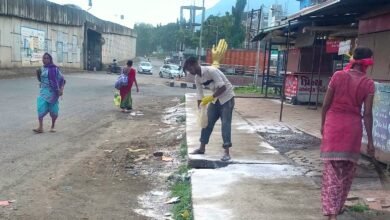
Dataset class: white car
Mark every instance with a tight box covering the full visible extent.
[159,64,184,79]
[137,62,153,74]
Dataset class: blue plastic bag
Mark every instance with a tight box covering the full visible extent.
[115,73,128,90]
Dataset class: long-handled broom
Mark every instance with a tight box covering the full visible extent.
[368,157,390,190]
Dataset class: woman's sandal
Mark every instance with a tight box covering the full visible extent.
[190,148,205,155]
[33,129,43,134]
[50,128,56,133]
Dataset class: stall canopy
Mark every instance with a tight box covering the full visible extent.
[252,0,390,42]
[250,0,390,122]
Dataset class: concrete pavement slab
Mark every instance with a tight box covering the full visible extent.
[191,164,321,220]
[186,94,288,168]
[186,93,323,219]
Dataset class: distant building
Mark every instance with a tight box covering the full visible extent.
[296,0,328,9]
[244,4,286,49]
[267,4,286,27]
[0,0,136,70]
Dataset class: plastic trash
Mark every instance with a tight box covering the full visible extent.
[197,104,208,129]
[114,92,121,107]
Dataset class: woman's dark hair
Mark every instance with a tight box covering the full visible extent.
[43,52,54,64]
[127,60,133,66]
[183,56,198,72]
[353,47,373,60]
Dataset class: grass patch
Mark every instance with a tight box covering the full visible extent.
[348,203,370,213]
[234,85,276,95]
[180,96,186,104]
[171,140,193,220]
[179,141,188,159]
[177,164,189,175]
[171,181,192,220]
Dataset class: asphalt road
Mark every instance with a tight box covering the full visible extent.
[0,60,192,219]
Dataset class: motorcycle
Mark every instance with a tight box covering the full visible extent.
[106,60,122,74]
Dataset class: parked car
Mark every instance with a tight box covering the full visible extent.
[137,62,153,74]
[159,64,184,79]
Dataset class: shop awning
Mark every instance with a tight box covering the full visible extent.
[252,0,390,42]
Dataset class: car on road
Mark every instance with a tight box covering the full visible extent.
[159,64,184,79]
[164,57,171,64]
[137,62,153,74]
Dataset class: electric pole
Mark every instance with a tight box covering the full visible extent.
[198,0,205,61]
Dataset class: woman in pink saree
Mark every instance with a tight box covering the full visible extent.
[320,47,376,220]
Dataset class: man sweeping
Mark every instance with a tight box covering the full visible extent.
[183,56,235,161]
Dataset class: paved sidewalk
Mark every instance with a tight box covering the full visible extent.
[234,98,390,213]
[186,94,322,220]
[235,98,323,138]
[186,95,390,219]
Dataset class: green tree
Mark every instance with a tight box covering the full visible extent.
[230,0,247,48]
[134,23,155,56]
[202,0,246,49]
[153,22,181,52]
[203,13,233,48]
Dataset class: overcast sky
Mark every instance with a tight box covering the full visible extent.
[48,0,220,28]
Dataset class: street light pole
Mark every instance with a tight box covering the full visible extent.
[253,6,263,86]
[199,0,205,61]
[216,25,219,45]
[207,24,219,46]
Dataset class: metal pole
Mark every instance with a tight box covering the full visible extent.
[315,34,325,109]
[248,9,254,49]
[279,20,291,122]
[254,39,261,86]
[265,39,272,97]
[253,6,263,87]
[261,41,268,93]
[308,33,317,108]
[198,0,205,61]
[216,25,219,45]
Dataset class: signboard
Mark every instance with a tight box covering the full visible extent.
[296,75,329,103]
[285,75,298,98]
[365,82,390,152]
[284,74,330,103]
[326,40,340,53]
[338,40,351,55]
[21,27,45,65]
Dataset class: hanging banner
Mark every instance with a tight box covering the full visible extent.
[338,40,351,55]
[326,40,340,53]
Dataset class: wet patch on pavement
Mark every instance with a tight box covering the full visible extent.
[258,127,321,154]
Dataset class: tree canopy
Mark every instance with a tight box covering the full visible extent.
[133,0,247,56]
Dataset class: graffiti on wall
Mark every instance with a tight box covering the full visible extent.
[21,27,45,65]
[372,82,390,152]
[363,82,390,152]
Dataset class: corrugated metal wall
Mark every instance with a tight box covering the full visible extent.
[0,0,137,68]
[0,0,136,37]
[358,11,390,81]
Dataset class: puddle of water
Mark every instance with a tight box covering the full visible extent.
[134,189,170,219]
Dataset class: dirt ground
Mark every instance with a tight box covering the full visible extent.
[0,80,186,220]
